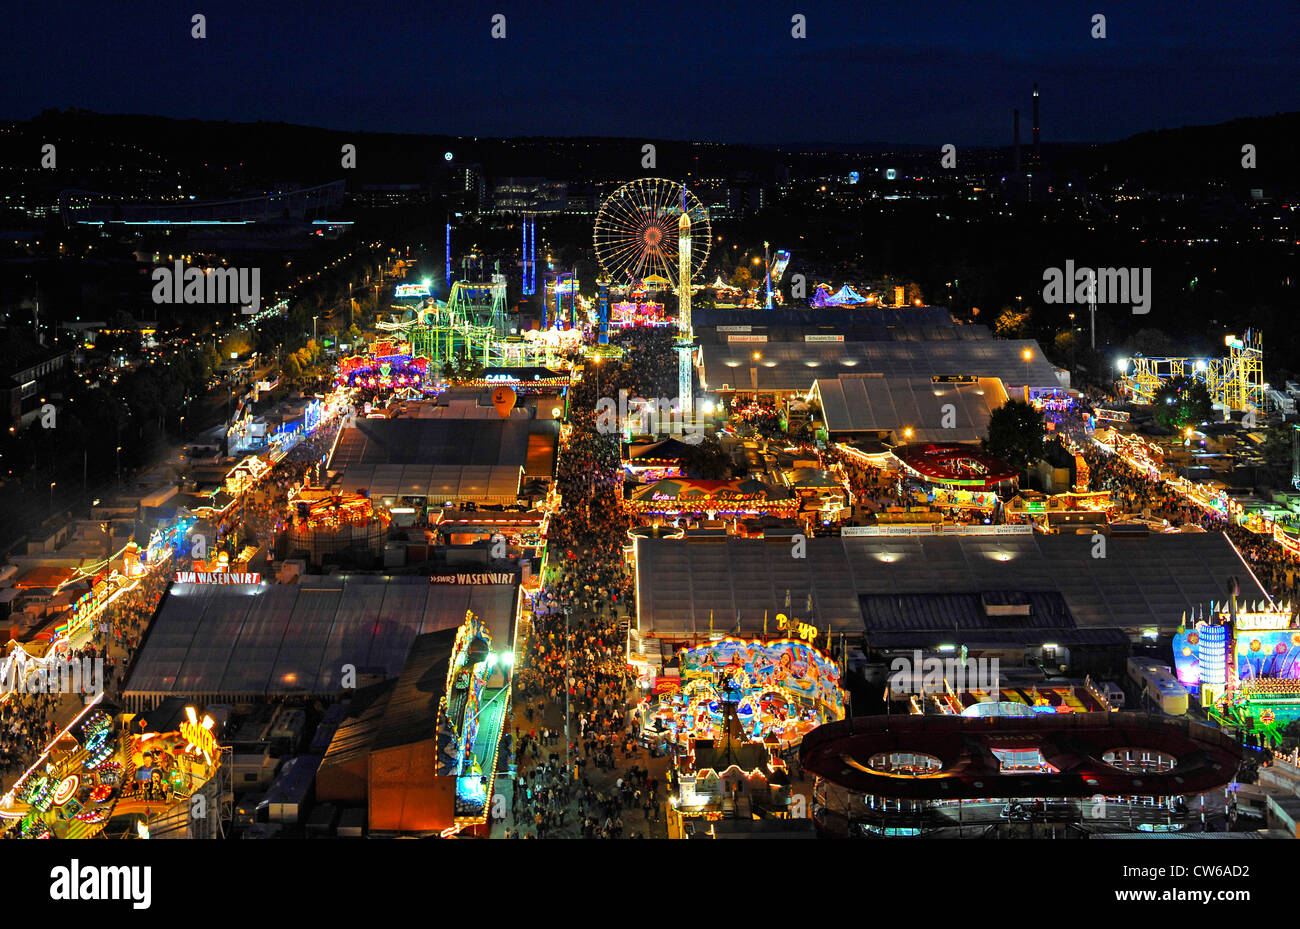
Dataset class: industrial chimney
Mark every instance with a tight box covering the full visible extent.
[1032,82,1040,161]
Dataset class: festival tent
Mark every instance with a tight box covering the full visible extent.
[629,478,792,504]
[785,468,843,490]
[811,284,869,307]
[626,438,699,463]
[891,443,1019,489]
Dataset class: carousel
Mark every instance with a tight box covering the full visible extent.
[0,702,221,839]
[638,637,846,753]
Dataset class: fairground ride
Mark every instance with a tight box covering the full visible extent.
[375,277,575,369]
[1118,330,1267,416]
[593,179,710,286]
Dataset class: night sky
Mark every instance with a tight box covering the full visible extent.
[4,0,1297,145]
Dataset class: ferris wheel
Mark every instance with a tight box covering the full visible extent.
[593,178,711,287]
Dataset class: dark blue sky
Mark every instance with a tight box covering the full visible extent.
[5,0,1297,145]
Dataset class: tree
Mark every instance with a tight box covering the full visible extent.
[679,433,732,479]
[994,307,1030,339]
[441,353,485,384]
[1152,376,1213,433]
[729,267,753,291]
[983,399,1045,473]
[1053,330,1079,370]
[1258,424,1295,472]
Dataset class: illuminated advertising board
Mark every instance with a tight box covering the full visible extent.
[1236,629,1300,680]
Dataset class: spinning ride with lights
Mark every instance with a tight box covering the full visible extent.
[593,179,710,287]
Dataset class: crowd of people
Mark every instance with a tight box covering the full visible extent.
[501,329,682,838]
[1081,442,1300,606]
[0,692,59,779]
[0,546,171,789]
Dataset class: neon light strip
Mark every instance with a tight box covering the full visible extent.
[2,691,105,806]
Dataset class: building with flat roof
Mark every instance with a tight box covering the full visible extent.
[315,612,511,836]
[334,464,523,507]
[122,575,519,710]
[700,338,1064,400]
[328,417,558,479]
[693,306,968,342]
[810,374,1008,444]
[631,530,1266,658]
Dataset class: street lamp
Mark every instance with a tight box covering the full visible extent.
[115,446,122,487]
[1021,347,1032,394]
[49,482,55,516]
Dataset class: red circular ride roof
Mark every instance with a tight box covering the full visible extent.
[892,443,1019,489]
[799,713,1241,800]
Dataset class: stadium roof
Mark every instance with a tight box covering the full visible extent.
[122,576,517,709]
[693,306,968,339]
[632,532,1266,639]
[801,714,1242,801]
[857,591,1130,649]
[335,464,521,504]
[700,339,1063,394]
[328,418,558,476]
[811,374,1008,441]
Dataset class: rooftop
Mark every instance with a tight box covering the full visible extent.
[122,575,516,707]
[633,531,1267,638]
[328,418,557,476]
[701,338,1063,394]
[812,374,1008,441]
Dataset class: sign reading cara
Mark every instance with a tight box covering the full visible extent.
[174,571,261,585]
[430,572,515,585]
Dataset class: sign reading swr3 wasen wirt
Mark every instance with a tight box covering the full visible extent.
[430,572,515,585]
[174,571,262,584]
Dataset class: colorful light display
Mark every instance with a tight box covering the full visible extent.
[638,637,845,750]
[435,611,503,824]
[336,352,430,391]
[1173,602,1300,744]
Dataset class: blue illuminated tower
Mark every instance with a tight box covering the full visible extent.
[597,280,610,345]
[445,222,453,292]
[522,217,536,296]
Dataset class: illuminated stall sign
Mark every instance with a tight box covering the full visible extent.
[931,375,979,384]
[776,612,818,642]
[429,572,515,585]
[174,571,261,584]
[1236,630,1300,680]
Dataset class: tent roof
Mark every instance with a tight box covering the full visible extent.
[631,478,791,502]
[633,531,1268,638]
[627,438,698,461]
[124,576,516,701]
[813,375,1008,442]
[14,566,75,589]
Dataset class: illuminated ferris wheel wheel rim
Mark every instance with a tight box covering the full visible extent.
[593,178,711,286]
